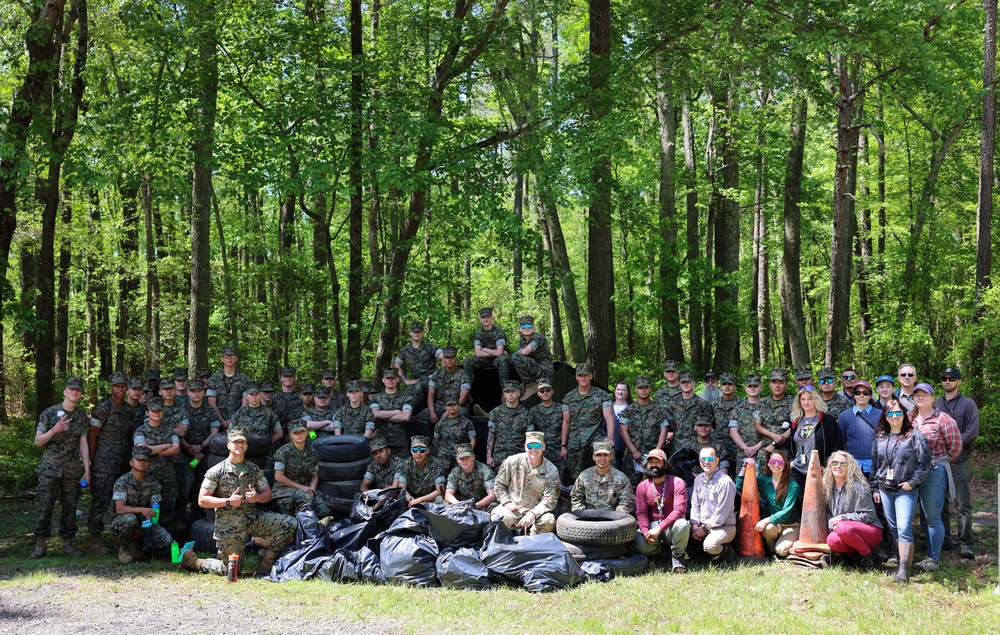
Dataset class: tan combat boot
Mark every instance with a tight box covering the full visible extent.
[118,543,134,564]
[61,538,83,557]
[181,548,206,571]
[90,534,110,555]
[30,538,46,559]
[258,549,279,574]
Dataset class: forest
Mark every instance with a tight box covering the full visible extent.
[2,0,999,439]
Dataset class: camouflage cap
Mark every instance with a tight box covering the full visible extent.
[173,367,188,380]
[769,368,788,381]
[300,384,315,395]
[794,365,814,380]
[128,377,144,389]
[635,375,652,388]
[259,380,275,392]
[525,431,545,444]
[663,359,679,371]
[410,435,430,449]
[281,366,297,376]
[478,307,493,317]
[409,321,424,332]
[575,362,593,376]
[288,421,307,434]
[503,380,521,393]
[187,379,205,391]
[441,345,458,357]
[816,367,837,380]
[519,315,535,327]
[228,428,247,442]
[246,383,261,394]
[383,368,400,379]
[345,380,362,392]
[592,440,614,455]
[145,398,164,412]
[145,369,160,381]
[455,443,474,459]
[361,380,374,393]
[745,373,763,386]
[444,394,460,406]
[314,387,331,399]
[158,381,175,392]
[109,372,128,386]
[322,369,337,379]
[221,344,237,356]
[678,370,694,382]
[196,367,212,378]
[144,380,158,392]
[537,378,553,389]
[132,445,152,460]
[369,436,389,452]
[719,372,736,385]
[65,376,83,390]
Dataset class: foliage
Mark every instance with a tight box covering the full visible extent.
[0,418,41,490]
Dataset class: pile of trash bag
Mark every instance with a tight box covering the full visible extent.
[267,488,610,592]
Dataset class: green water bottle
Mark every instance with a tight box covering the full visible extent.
[189,457,200,469]
[309,430,317,440]
[170,541,181,563]
[151,502,160,525]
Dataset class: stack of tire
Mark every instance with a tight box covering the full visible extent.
[556,510,648,577]
[313,434,372,516]
[189,433,271,553]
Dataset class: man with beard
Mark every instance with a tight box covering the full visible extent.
[632,448,689,572]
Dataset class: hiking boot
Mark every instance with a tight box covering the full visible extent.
[30,538,46,559]
[118,544,134,564]
[61,539,83,557]
[858,551,881,571]
[181,548,205,571]
[258,549,278,574]
[671,554,687,573]
[472,404,488,417]
[961,545,975,560]
[89,534,110,555]
[913,557,940,572]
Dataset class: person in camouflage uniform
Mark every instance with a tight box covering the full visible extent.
[509,315,554,390]
[86,372,132,555]
[491,431,560,534]
[653,360,682,404]
[260,380,276,409]
[133,399,180,532]
[180,379,218,522]
[487,381,532,470]
[371,369,414,452]
[463,307,511,387]
[32,376,92,559]
[272,366,303,433]
[395,321,443,403]
[817,366,852,419]
[397,436,446,507]
[361,436,403,492]
[619,375,671,485]
[207,344,253,428]
[717,373,764,462]
[563,363,614,483]
[571,441,635,513]
[172,368,190,408]
[119,377,147,473]
[794,365,814,390]
[756,369,795,456]
[433,397,476,470]
[528,378,569,480]
[444,443,496,511]
[272,422,332,518]
[299,384,316,412]
[159,381,192,530]
[301,386,337,438]
[183,428,297,576]
[706,373,741,474]
[332,381,376,437]
[108,445,173,564]
[670,371,715,453]
[320,369,348,414]
[689,421,737,476]
[424,346,471,434]
[229,384,282,445]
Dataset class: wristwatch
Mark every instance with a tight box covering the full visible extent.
[225,499,231,507]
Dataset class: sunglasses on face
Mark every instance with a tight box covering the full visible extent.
[899,373,915,378]
[841,375,857,381]
[829,460,848,467]
[699,456,716,463]
[941,377,957,382]
[411,447,428,453]
[818,378,835,385]
[520,324,533,329]
[526,442,543,450]
[768,459,785,466]
[538,388,553,393]
[854,391,872,397]
[886,410,904,417]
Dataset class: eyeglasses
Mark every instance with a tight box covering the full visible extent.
[818,378,835,385]
[841,375,857,381]
[941,377,957,382]
[526,442,543,450]
[886,410,904,418]
[829,460,848,467]
[411,447,428,453]
[768,459,785,466]
[538,388,553,393]
[520,324,533,329]
[854,391,872,397]
[899,373,915,378]
[699,456,716,463]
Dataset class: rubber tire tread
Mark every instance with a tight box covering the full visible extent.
[313,435,371,463]
[317,457,370,482]
[584,552,649,577]
[207,432,270,458]
[560,540,627,562]
[190,519,217,554]
[556,510,638,546]
[317,479,363,499]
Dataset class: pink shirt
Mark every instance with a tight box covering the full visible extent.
[635,475,687,533]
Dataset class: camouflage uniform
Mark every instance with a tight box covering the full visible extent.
[446,462,496,509]
[433,414,476,468]
[229,405,281,439]
[489,403,532,467]
[327,392,349,416]
[193,459,297,575]
[690,435,734,475]
[427,366,471,415]
[301,406,336,438]
[671,394,715,453]
[724,398,762,450]
[757,394,795,453]
[618,400,671,484]
[397,457,446,500]
[160,401,193,523]
[509,333,554,384]
[182,400,218,518]
[653,384,682,405]
[133,422,180,529]
[563,386,613,482]
[106,472,172,549]
[369,390,413,450]
[272,442,331,518]
[364,455,405,489]
[822,392,853,420]
[272,391,303,431]
[332,404,376,437]
[35,404,89,539]
[206,370,252,421]
[396,340,442,400]
[709,397,742,472]
[464,323,511,384]
[571,466,635,513]
[88,398,134,536]
[529,402,569,478]
[491,452,560,534]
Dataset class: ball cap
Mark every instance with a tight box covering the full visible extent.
[228,428,248,442]
[288,421,307,434]
[678,370,694,382]
[592,441,613,455]
[914,382,935,396]
[281,366,297,377]
[663,360,679,371]
[409,321,424,332]
[383,368,400,378]
[769,368,788,381]
[410,435,430,449]
[478,307,493,317]
[817,367,837,380]
[132,445,152,460]
[525,431,545,444]
[635,375,652,388]
[369,436,389,452]
[794,365,814,380]
[875,375,895,386]
[109,372,128,386]
[455,443,474,459]
[65,376,83,390]
[575,362,593,376]
[941,367,962,380]
[646,448,668,463]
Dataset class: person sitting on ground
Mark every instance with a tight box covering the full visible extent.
[360,436,403,492]
[108,446,173,564]
[332,380,376,438]
[632,448,690,573]
[433,396,475,470]
[271,421,331,518]
[491,431,560,534]
[688,446,737,562]
[444,443,497,511]
[570,441,635,513]
[735,450,800,557]
[397,435,446,508]
[183,428,297,576]
[824,450,884,569]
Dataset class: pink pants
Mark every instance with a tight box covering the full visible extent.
[826,521,882,556]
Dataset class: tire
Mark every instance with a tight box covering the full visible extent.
[317,457,370,482]
[313,435,371,463]
[317,479,363,499]
[585,552,649,577]
[556,510,638,546]
[190,519,217,554]
[204,453,225,470]
[561,540,628,562]
[207,432,270,458]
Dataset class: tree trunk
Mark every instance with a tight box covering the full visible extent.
[347,0,365,384]
[654,51,683,362]
[780,94,810,367]
[88,191,112,376]
[682,87,702,369]
[754,144,770,367]
[55,191,72,374]
[857,132,873,335]
[513,172,524,296]
[712,86,740,371]
[142,177,160,368]
[537,197,566,360]
[213,193,238,357]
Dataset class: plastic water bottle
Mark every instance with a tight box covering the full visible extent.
[79,478,88,488]
[189,457,200,469]
[170,541,181,563]
[151,502,160,525]
[308,430,317,440]
[142,519,154,550]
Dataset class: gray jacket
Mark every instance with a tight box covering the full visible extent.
[827,479,883,530]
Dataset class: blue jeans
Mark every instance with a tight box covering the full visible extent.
[880,487,919,543]
[918,463,947,561]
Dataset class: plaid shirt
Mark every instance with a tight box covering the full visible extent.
[934,393,979,463]
[910,408,963,463]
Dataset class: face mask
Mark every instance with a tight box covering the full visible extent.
[645,465,666,478]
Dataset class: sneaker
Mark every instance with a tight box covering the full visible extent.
[913,557,940,572]
[671,554,687,573]
[961,546,975,560]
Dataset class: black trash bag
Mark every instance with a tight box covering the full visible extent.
[418,502,493,548]
[579,560,615,583]
[436,548,492,590]
[356,546,385,584]
[295,505,325,545]
[351,487,408,527]
[669,448,699,487]
[329,519,380,552]
[479,521,583,593]
[382,508,433,536]
[315,548,361,582]
[267,507,334,582]
[379,533,440,587]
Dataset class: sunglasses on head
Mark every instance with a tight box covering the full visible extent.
[854,390,872,397]
[818,378,835,385]
[886,410,904,417]
[526,442,543,450]
[411,447,428,453]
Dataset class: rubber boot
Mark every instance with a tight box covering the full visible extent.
[90,534,110,555]
[118,543,134,564]
[30,537,47,559]
[894,541,914,584]
[62,538,83,557]
[258,549,278,574]
[181,548,206,572]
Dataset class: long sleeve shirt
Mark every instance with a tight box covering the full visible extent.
[635,475,687,533]
[827,479,882,529]
[837,404,881,462]
[736,473,801,525]
[934,393,979,464]
[690,469,736,528]
[910,409,962,462]
[492,453,560,518]
[869,429,930,492]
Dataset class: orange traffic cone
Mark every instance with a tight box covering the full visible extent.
[737,461,766,562]
[791,449,830,557]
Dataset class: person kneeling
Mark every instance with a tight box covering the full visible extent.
[689,447,737,563]
[491,431,560,534]
[735,451,800,557]
[824,450,883,569]
[271,422,332,518]
[444,443,497,511]
[633,449,690,573]
[108,446,173,563]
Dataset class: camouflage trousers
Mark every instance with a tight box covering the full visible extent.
[196,511,297,575]
[173,459,194,522]
[34,474,81,539]
[542,451,566,485]
[491,506,555,535]
[147,462,177,530]
[414,404,469,439]
[464,355,510,386]
[565,432,599,483]
[273,488,333,519]
[509,354,552,386]
[107,513,173,549]
[87,470,120,535]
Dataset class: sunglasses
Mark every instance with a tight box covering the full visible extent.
[818,378,835,385]
[411,447,428,453]
[768,458,785,466]
[841,375,857,381]
[520,324,533,329]
[526,442,543,450]
[829,460,848,467]
[941,377,958,382]
[899,373,915,378]
[854,390,872,397]
[538,388,553,393]
[886,410,904,417]
[800,385,815,392]
[699,456,716,463]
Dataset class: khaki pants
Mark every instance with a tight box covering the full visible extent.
[491,505,555,535]
[762,522,799,557]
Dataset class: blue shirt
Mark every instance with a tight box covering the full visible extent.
[837,403,882,464]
